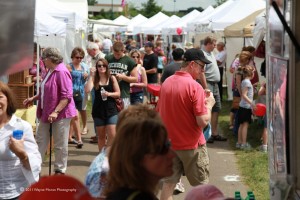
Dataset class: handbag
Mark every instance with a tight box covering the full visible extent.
[115,98,124,112]
[232,96,241,109]
[73,90,82,102]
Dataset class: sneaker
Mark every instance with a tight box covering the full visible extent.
[174,181,185,193]
[258,145,267,153]
[206,137,214,143]
[212,135,227,141]
[236,142,241,149]
[240,143,251,150]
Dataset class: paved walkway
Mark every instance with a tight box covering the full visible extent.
[41,119,249,199]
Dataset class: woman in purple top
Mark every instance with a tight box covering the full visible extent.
[24,47,76,174]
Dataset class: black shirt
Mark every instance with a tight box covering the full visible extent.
[143,53,158,84]
[92,77,118,119]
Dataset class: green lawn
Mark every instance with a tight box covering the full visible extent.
[219,100,270,200]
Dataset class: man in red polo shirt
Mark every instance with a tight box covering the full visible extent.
[158,48,215,200]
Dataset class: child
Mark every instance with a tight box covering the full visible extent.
[237,66,255,149]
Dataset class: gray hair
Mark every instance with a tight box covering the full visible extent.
[86,42,99,50]
[42,47,63,64]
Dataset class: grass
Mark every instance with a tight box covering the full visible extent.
[219,100,270,200]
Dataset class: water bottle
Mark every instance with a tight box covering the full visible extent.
[13,130,24,140]
[100,87,107,101]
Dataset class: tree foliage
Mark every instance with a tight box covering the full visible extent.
[140,0,163,18]
[214,0,228,7]
[87,0,97,6]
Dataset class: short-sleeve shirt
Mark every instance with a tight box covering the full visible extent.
[239,79,253,109]
[143,53,158,83]
[215,50,227,68]
[203,50,220,82]
[105,54,136,98]
[158,71,207,150]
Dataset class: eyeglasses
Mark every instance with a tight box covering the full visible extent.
[132,56,139,59]
[75,57,83,59]
[194,61,205,69]
[96,64,106,68]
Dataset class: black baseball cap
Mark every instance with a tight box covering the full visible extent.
[144,41,154,48]
[183,48,211,64]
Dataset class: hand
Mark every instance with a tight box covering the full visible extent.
[23,97,33,106]
[90,67,96,76]
[9,136,26,159]
[83,72,89,79]
[205,92,216,109]
[104,91,110,97]
[48,112,58,123]
[229,68,235,73]
[115,73,124,81]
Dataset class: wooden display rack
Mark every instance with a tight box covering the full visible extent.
[8,69,34,109]
[8,83,34,109]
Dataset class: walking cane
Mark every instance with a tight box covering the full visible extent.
[49,123,53,175]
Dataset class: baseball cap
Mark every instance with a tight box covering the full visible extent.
[144,41,154,47]
[184,184,226,200]
[184,48,211,64]
[20,175,94,200]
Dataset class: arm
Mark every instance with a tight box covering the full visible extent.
[106,76,120,98]
[131,67,148,88]
[23,94,39,106]
[199,71,207,89]
[196,92,215,128]
[116,66,138,83]
[85,67,96,93]
[146,67,157,74]
[258,83,266,96]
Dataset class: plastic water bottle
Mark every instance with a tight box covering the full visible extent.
[100,87,107,101]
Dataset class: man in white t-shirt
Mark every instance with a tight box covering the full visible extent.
[102,37,113,55]
[215,42,227,101]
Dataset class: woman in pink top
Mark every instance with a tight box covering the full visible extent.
[24,47,76,175]
[129,49,147,104]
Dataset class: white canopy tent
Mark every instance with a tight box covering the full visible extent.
[187,0,234,33]
[143,15,180,35]
[161,9,203,35]
[212,0,266,31]
[113,15,131,25]
[132,12,169,35]
[36,0,88,63]
[118,14,148,33]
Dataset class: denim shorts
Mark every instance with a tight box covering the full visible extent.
[94,115,118,127]
[130,91,144,105]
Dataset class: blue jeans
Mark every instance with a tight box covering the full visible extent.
[130,91,144,105]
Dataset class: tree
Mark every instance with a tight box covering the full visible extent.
[140,0,163,18]
[214,0,228,7]
[87,0,97,6]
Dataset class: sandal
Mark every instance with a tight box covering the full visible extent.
[81,128,89,135]
[212,134,227,141]
[76,141,83,149]
[68,139,78,145]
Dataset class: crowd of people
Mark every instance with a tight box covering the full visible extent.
[0,34,267,199]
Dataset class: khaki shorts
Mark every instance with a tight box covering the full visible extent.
[163,145,209,186]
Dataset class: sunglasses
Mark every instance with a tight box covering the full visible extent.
[157,139,171,155]
[75,57,83,59]
[132,56,139,58]
[97,64,107,68]
[194,61,205,69]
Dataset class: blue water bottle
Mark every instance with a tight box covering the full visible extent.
[12,130,23,140]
